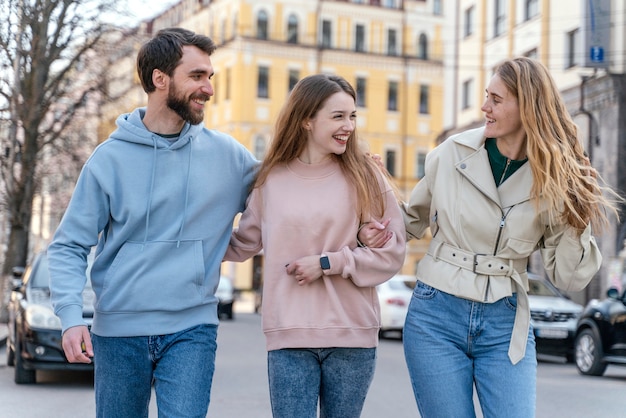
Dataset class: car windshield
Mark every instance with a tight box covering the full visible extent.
[528,278,559,297]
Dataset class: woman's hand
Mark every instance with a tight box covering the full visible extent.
[286,255,323,286]
[358,219,392,248]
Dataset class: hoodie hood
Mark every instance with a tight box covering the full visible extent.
[110,107,202,150]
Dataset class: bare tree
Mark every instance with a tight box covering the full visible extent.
[0,0,132,320]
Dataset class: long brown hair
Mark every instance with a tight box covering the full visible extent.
[495,57,620,230]
[255,74,390,221]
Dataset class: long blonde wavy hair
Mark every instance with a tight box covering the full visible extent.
[495,57,620,230]
[254,74,390,222]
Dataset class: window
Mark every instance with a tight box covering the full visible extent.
[416,152,426,179]
[257,66,269,98]
[525,0,539,21]
[288,69,299,92]
[385,150,396,177]
[388,81,398,111]
[495,0,506,37]
[254,135,266,160]
[567,29,580,68]
[225,68,231,100]
[355,24,365,52]
[321,20,332,48]
[462,79,473,110]
[418,33,428,59]
[433,0,442,15]
[356,77,367,107]
[419,85,429,114]
[287,14,298,44]
[257,10,268,40]
[464,6,474,37]
[387,29,397,56]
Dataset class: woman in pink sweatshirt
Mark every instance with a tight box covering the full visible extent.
[224,74,406,418]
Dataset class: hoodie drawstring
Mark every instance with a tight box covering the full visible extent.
[142,138,159,250]
[176,138,193,247]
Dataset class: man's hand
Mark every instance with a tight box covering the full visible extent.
[358,219,392,248]
[62,325,93,363]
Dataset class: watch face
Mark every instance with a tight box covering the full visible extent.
[320,256,330,270]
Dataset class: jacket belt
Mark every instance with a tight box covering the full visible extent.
[429,241,528,277]
[428,240,529,365]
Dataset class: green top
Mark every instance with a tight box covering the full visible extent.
[485,138,528,187]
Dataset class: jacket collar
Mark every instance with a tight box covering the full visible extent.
[452,127,532,208]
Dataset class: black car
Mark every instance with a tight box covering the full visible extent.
[216,276,235,320]
[574,287,626,376]
[6,250,95,384]
[528,274,583,362]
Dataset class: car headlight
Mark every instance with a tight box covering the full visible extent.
[25,304,62,330]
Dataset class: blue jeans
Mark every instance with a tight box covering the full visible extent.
[403,281,537,418]
[267,347,376,418]
[92,324,218,418]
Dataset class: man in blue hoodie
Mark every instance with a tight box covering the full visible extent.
[47,28,258,417]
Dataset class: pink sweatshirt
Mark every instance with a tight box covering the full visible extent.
[224,157,406,350]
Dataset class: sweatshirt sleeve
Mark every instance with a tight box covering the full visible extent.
[324,179,407,288]
[48,164,108,334]
[540,223,602,292]
[224,188,263,262]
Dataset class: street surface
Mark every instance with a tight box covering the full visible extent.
[1,310,626,417]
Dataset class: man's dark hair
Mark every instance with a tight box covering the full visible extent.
[137,28,217,93]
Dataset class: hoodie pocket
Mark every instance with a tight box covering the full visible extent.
[97,240,206,313]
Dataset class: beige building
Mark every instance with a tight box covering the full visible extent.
[100,0,449,291]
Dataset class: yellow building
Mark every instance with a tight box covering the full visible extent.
[102,0,448,291]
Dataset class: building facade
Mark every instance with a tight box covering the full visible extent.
[98,0,626,302]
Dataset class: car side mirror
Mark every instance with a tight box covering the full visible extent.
[10,266,25,290]
[606,287,620,299]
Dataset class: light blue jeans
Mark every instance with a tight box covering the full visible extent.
[92,324,218,418]
[403,281,537,418]
[267,347,376,418]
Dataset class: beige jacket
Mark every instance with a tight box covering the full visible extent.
[404,127,602,364]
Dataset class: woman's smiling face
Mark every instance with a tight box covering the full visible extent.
[303,91,356,161]
[481,74,525,142]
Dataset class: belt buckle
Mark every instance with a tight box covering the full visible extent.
[472,254,486,274]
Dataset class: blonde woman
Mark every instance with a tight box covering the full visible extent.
[360,57,620,417]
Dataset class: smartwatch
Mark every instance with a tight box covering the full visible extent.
[320,255,330,270]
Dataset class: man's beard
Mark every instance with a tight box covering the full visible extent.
[166,84,206,125]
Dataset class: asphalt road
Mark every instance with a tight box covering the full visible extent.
[1,310,626,417]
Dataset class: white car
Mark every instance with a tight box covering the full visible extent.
[377,274,415,338]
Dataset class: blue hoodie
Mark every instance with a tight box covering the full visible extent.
[48,108,258,336]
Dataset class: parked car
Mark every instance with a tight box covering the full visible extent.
[377,274,415,338]
[7,250,96,384]
[216,276,235,320]
[574,287,626,376]
[528,273,583,362]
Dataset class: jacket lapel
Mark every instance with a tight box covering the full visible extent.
[451,127,532,209]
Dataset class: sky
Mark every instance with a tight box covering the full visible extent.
[126,0,180,22]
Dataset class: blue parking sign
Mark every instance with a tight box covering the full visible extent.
[590,46,604,63]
